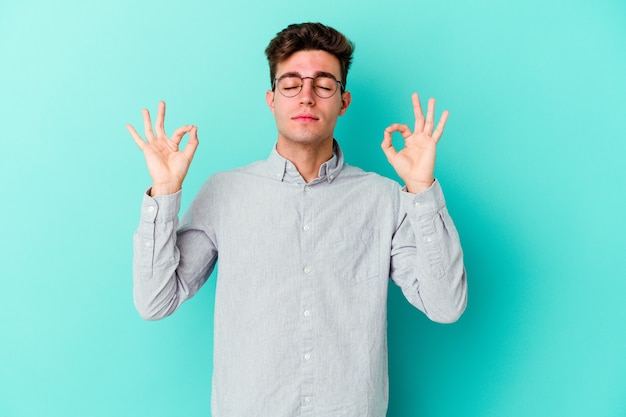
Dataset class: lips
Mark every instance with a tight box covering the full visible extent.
[293,114,319,122]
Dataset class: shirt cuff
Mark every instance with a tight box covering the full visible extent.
[140,188,182,223]
[401,179,446,213]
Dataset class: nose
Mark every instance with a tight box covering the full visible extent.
[299,77,316,104]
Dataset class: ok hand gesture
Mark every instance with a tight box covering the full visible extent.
[127,101,199,196]
[381,93,449,194]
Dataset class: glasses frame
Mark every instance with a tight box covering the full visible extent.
[272,74,345,99]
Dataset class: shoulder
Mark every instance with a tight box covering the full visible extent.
[194,159,278,204]
[201,160,267,188]
[339,163,402,191]
[334,163,404,212]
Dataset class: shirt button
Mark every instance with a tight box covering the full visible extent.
[414,202,421,207]
[329,174,335,180]
[426,237,433,243]
[303,225,310,231]
[303,267,311,274]
[304,353,311,360]
[304,396,312,403]
[147,206,155,212]
[304,310,310,317]
[304,186,310,192]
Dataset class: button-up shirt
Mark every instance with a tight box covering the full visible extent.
[133,142,467,417]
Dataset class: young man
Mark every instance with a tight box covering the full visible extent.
[128,22,467,417]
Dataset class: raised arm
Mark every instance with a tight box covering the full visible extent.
[127,101,199,195]
[128,101,213,320]
[383,93,466,323]
[381,92,448,194]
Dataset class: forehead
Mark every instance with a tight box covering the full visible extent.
[275,50,341,78]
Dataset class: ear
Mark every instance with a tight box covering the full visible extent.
[338,91,352,116]
[266,90,275,114]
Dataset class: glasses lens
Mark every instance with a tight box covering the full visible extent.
[313,76,338,98]
[277,76,302,98]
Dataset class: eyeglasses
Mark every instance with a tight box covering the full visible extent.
[273,74,345,99]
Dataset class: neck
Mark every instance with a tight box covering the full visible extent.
[276,138,334,183]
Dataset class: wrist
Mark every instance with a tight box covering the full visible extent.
[406,178,434,194]
[150,183,182,196]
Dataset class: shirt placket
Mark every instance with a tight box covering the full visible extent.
[299,183,315,415]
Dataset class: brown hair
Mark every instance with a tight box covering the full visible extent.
[265,22,355,90]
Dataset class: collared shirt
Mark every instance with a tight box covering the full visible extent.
[133,142,467,417]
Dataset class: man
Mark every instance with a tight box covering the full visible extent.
[128,22,467,417]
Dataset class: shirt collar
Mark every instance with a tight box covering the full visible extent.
[267,140,344,185]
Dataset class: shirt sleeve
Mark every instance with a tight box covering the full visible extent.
[389,180,468,323]
[132,188,217,320]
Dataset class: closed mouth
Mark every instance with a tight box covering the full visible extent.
[293,115,318,122]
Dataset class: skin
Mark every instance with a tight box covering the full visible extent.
[265,50,351,182]
[127,50,449,195]
[381,93,449,193]
[126,101,198,196]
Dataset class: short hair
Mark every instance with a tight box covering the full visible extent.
[265,22,355,90]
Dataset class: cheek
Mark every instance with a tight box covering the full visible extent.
[272,97,291,115]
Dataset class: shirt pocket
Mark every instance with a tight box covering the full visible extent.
[329,228,380,283]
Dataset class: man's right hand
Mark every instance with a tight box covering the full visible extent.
[126,101,199,196]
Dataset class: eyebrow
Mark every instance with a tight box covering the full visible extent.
[277,71,338,79]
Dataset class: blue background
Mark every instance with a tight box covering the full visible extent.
[1,0,625,416]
